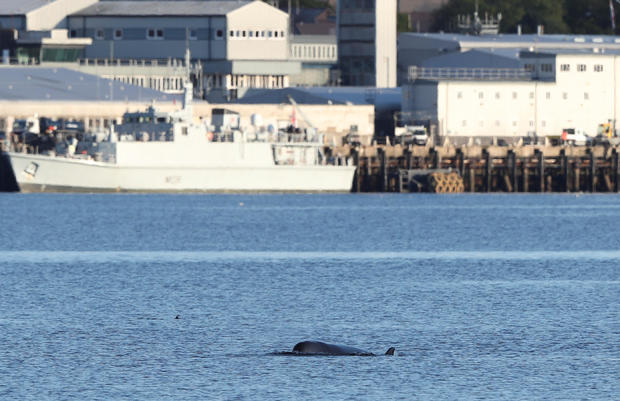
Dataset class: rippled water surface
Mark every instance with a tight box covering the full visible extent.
[0,194,618,400]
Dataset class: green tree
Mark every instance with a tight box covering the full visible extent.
[431,0,598,34]
[564,0,615,34]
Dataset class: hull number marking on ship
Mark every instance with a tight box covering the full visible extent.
[24,162,39,178]
[165,176,181,184]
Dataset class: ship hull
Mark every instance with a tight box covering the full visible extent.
[8,153,356,193]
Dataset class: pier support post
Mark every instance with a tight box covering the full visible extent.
[456,148,465,177]
[523,166,529,193]
[351,149,359,193]
[613,149,619,193]
[483,149,491,192]
[508,150,518,192]
[365,156,372,192]
[560,150,568,192]
[465,161,475,192]
[589,149,596,192]
[574,159,581,192]
[377,148,385,192]
[536,150,544,192]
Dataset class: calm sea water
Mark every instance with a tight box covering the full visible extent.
[0,193,618,400]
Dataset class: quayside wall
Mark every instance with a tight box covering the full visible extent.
[331,143,620,193]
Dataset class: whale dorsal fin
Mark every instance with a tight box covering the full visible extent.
[385,347,396,356]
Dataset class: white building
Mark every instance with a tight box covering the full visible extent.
[400,33,620,140]
[337,0,396,87]
[67,1,299,98]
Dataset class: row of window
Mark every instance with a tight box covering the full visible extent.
[291,45,336,59]
[458,91,592,101]
[229,29,285,39]
[92,28,287,41]
[460,120,558,128]
[525,63,606,73]
[86,28,233,40]
[560,63,604,72]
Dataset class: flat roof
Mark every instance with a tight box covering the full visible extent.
[0,66,179,102]
[0,0,51,15]
[401,32,620,47]
[73,1,251,17]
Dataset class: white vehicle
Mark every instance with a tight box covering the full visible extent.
[7,83,355,192]
[394,125,428,146]
[561,128,592,146]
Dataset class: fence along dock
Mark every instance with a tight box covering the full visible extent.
[336,144,620,193]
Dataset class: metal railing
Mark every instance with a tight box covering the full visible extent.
[408,66,534,82]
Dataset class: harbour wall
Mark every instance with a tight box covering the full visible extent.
[334,143,620,193]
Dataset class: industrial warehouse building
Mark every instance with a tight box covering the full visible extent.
[399,33,620,141]
[1,0,340,98]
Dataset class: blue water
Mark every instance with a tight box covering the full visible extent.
[0,194,618,400]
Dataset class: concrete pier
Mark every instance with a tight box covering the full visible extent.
[331,143,620,193]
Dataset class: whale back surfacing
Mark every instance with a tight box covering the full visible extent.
[293,341,390,356]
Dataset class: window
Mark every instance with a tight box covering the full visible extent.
[478,92,484,99]
[594,64,604,72]
[274,31,278,38]
[113,29,123,40]
[261,31,266,37]
[524,64,535,72]
[189,30,197,40]
[268,31,273,37]
[495,92,500,99]
[577,64,586,72]
[546,92,551,100]
[457,92,462,99]
[462,120,467,127]
[512,92,518,100]
[95,29,104,40]
[584,92,589,100]
[540,63,553,72]
[229,30,234,37]
[280,31,285,38]
[70,29,77,38]
[560,64,570,72]
[249,31,253,37]
[147,29,164,40]
[563,92,568,100]
[529,92,535,99]
[495,120,500,127]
